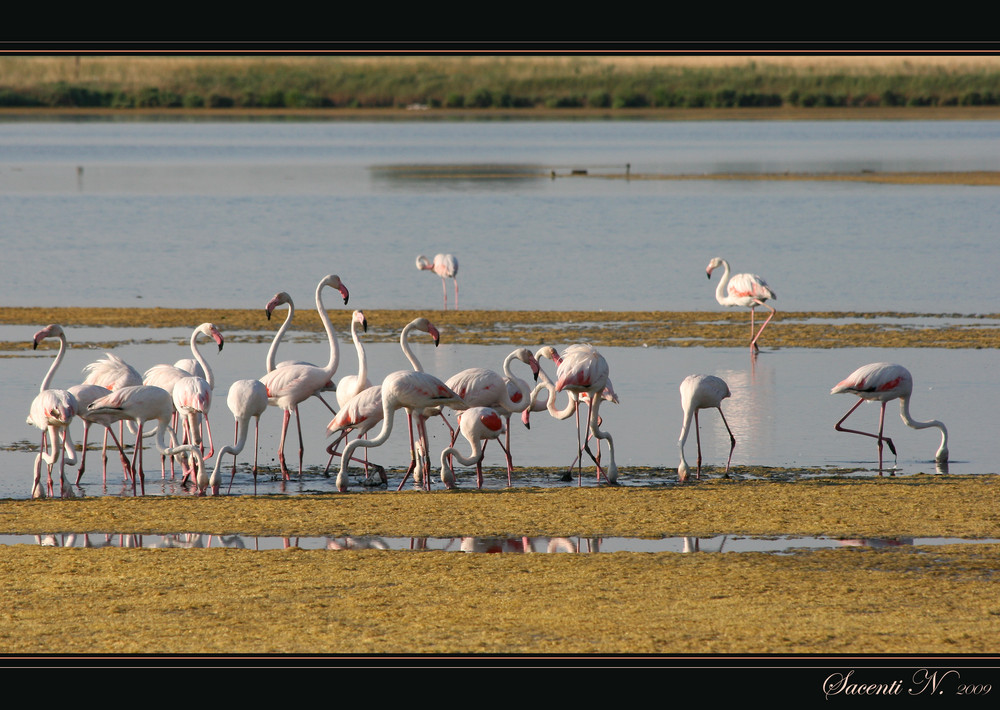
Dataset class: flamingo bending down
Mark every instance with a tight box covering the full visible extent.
[678,374,736,482]
[440,406,508,489]
[27,324,79,498]
[437,347,539,486]
[706,257,777,353]
[80,351,143,480]
[86,385,204,495]
[416,253,459,310]
[206,379,269,495]
[258,274,349,479]
[336,369,468,492]
[830,362,948,474]
[323,316,440,480]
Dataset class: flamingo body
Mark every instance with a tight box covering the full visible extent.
[28,324,80,498]
[209,378,269,495]
[831,362,948,472]
[678,374,736,482]
[440,406,507,489]
[416,253,459,309]
[706,257,777,353]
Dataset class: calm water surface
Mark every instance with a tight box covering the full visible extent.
[1,118,998,312]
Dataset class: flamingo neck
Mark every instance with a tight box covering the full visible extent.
[714,259,732,306]
[265,300,294,373]
[316,281,341,376]
[531,369,576,420]
[898,396,949,461]
[400,322,424,372]
[40,333,67,392]
[352,318,368,386]
[190,329,215,390]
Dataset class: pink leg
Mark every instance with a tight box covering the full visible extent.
[717,407,736,476]
[834,399,896,474]
[694,410,702,479]
[278,409,292,480]
[750,300,777,353]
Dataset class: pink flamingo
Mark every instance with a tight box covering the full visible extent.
[79,351,143,480]
[27,324,78,499]
[323,316,441,481]
[263,286,349,412]
[336,310,371,409]
[553,344,618,485]
[258,274,349,479]
[209,378,269,495]
[678,374,736,482]
[440,406,507,489]
[438,347,539,486]
[416,253,459,310]
[830,362,948,473]
[86,385,204,495]
[706,257,777,354]
[336,369,467,492]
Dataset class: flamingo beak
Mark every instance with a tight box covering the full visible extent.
[362,317,368,333]
[340,285,350,305]
[429,325,440,347]
[521,409,531,429]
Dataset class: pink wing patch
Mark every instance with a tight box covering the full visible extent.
[480,410,504,432]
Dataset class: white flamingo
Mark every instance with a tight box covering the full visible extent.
[27,324,78,499]
[678,374,736,482]
[706,257,777,354]
[416,253,459,310]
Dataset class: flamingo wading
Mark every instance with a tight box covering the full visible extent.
[830,362,948,474]
[706,257,777,353]
[677,374,736,482]
[416,253,459,310]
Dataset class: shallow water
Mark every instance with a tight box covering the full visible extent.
[5,332,993,499]
[10,532,1000,554]
[1,118,999,313]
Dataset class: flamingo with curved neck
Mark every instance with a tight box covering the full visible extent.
[439,406,507,489]
[706,257,777,354]
[258,274,349,479]
[336,310,371,409]
[28,324,79,498]
[678,374,736,482]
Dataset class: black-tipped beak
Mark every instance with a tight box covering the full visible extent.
[266,309,272,320]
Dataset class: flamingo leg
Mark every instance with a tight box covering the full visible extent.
[453,277,458,310]
[397,411,419,491]
[440,277,448,310]
[834,398,897,473]
[694,410,702,479]
[717,407,736,477]
[750,300,777,353]
[76,420,90,482]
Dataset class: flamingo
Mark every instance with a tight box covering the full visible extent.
[553,344,618,485]
[86,385,204,495]
[79,351,143,479]
[336,369,467,492]
[144,322,224,469]
[706,257,777,354]
[678,374,736,482]
[27,324,78,499]
[323,316,441,480]
[208,378,269,495]
[336,309,371,409]
[416,253,459,310]
[436,347,539,486]
[830,362,948,474]
[66,382,135,485]
[439,406,508,489]
[258,274,349,479]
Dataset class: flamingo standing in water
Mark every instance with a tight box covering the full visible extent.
[706,257,777,354]
[336,310,371,409]
[79,351,143,481]
[86,385,204,495]
[830,362,948,474]
[678,374,736,482]
[323,316,441,482]
[209,378,269,495]
[416,253,459,310]
[27,324,78,499]
[440,406,507,489]
[436,347,539,486]
[336,369,467,492]
[258,274,349,479]
[553,344,619,485]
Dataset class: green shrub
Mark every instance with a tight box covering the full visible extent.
[444,92,464,108]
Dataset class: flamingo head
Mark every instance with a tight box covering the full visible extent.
[534,345,561,366]
[32,324,65,350]
[320,274,349,305]
[706,257,725,279]
[265,291,293,320]
[513,348,541,381]
[415,255,431,271]
[678,461,690,483]
[354,309,368,333]
[521,408,531,429]
[198,323,224,352]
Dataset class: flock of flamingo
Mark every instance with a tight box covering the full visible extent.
[24,253,950,499]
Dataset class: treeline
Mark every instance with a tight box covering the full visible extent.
[2,56,999,111]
